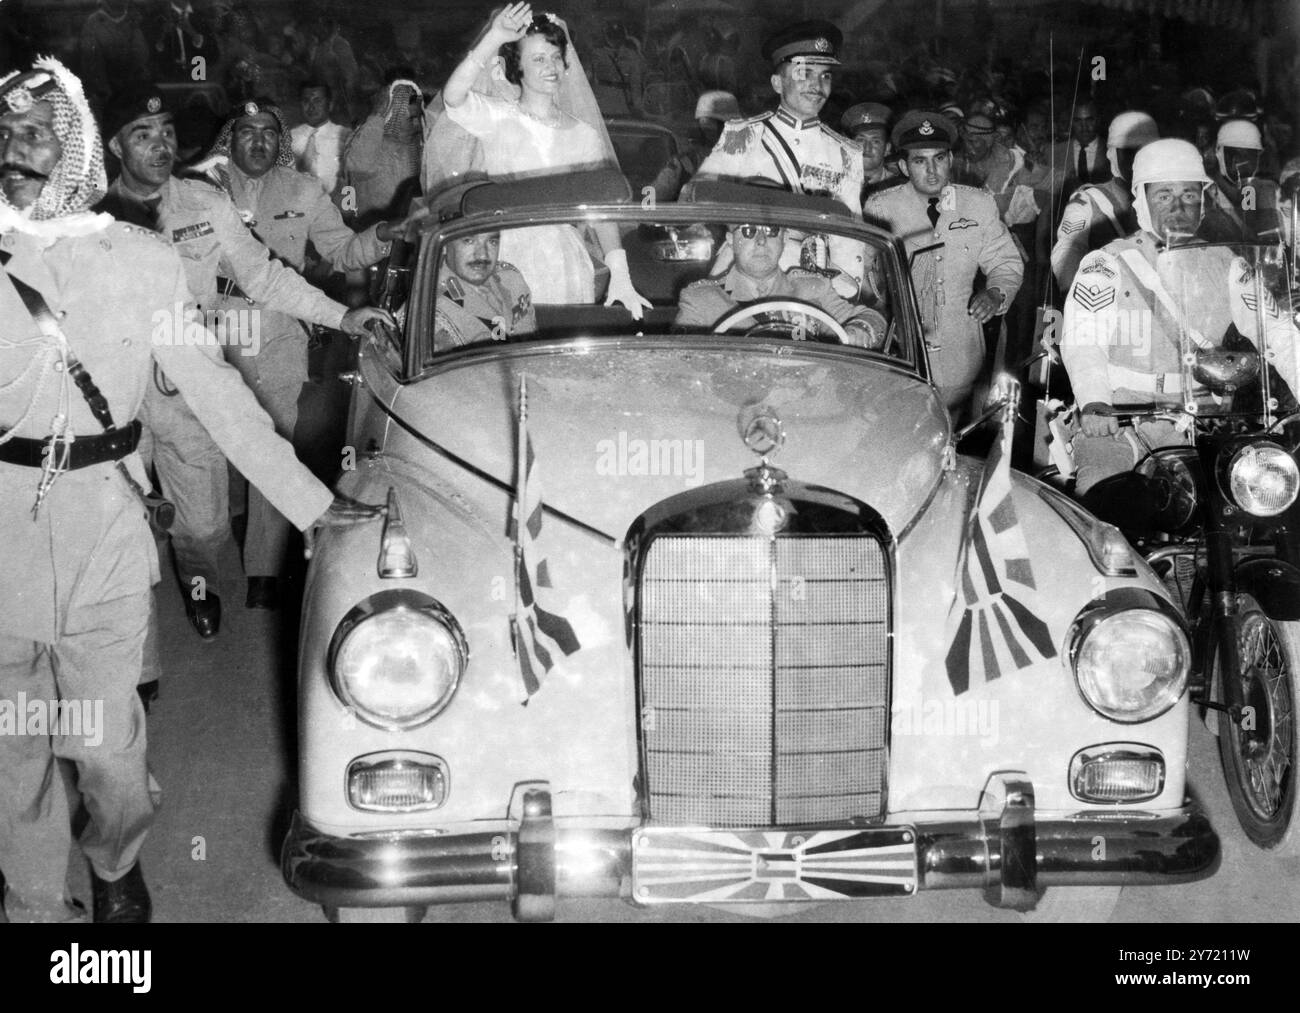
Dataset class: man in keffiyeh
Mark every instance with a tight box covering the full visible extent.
[0,58,372,923]
[341,73,424,226]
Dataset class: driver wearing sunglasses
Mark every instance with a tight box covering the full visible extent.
[674,222,885,346]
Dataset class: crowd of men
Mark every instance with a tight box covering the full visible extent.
[0,1,1297,924]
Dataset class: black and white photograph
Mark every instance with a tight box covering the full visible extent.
[0,0,1298,965]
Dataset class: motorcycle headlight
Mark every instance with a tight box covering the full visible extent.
[1226,441,1299,517]
[328,592,468,730]
[1069,593,1189,723]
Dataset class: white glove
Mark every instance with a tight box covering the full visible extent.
[603,248,652,321]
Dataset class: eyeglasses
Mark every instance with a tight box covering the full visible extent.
[737,224,782,239]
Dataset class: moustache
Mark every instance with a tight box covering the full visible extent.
[468,259,493,269]
[0,163,48,181]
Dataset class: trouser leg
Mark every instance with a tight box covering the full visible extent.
[0,638,77,921]
[143,379,227,598]
[225,325,307,579]
[53,591,157,883]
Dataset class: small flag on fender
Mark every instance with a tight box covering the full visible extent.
[945,381,1057,695]
[511,375,581,701]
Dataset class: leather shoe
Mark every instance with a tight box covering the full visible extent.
[246,576,280,610]
[185,593,221,639]
[137,679,159,713]
[91,862,151,923]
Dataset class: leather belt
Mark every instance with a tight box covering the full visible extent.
[0,419,142,469]
[216,276,254,302]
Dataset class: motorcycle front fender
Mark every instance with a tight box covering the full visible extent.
[1235,557,1300,621]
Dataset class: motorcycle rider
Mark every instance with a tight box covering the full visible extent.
[1051,111,1159,290]
[1061,138,1300,493]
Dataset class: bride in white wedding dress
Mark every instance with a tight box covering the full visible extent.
[428,3,650,317]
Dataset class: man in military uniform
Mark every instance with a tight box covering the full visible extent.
[0,59,374,922]
[197,100,421,610]
[1061,138,1299,494]
[864,111,1023,421]
[1052,111,1159,291]
[675,222,885,347]
[691,21,864,290]
[841,102,902,201]
[434,231,535,351]
[693,21,863,215]
[99,89,395,629]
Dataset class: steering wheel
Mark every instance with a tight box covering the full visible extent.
[711,298,850,344]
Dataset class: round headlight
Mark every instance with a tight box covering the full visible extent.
[1071,608,1189,723]
[330,596,467,730]
[1228,442,1300,517]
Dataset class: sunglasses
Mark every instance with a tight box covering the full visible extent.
[737,224,782,239]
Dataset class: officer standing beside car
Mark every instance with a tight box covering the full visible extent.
[98,87,395,634]
[864,111,1023,422]
[0,58,377,923]
[196,99,424,610]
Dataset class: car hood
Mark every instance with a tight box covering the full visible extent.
[385,340,950,538]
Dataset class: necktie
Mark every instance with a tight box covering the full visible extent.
[143,195,162,232]
[302,128,319,174]
[1077,141,1088,183]
[926,197,940,229]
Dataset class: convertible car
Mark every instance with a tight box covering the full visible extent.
[282,170,1220,922]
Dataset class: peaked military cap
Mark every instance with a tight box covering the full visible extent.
[102,84,172,141]
[841,102,891,135]
[892,110,958,151]
[761,20,842,67]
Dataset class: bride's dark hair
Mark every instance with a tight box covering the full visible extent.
[500,14,569,85]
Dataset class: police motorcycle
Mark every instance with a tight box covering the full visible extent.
[1061,235,1300,855]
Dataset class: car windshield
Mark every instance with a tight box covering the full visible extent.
[412,204,916,375]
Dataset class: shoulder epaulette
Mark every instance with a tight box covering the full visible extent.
[497,261,523,276]
[178,175,224,194]
[114,222,171,244]
[684,277,724,290]
[729,110,774,127]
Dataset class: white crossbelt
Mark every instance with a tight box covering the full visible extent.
[1115,249,1216,350]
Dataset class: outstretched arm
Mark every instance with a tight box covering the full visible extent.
[444,2,530,109]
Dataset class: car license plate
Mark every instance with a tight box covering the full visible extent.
[631,827,918,904]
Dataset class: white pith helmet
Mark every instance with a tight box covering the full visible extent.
[1130,138,1210,234]
[1106,111,1158,179]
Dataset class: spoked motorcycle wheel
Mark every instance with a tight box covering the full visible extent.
[1216,593,1300,855]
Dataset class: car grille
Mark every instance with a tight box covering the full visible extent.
[639,534,889,826]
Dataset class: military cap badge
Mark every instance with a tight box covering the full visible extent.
[244,101,259,116]
[919,120,934,136]
[6,86,33,113]
[147,96,162,113]
[814,37,830,52]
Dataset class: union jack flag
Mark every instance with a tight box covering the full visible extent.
[944,388,1057,694]
[511,376,581,702]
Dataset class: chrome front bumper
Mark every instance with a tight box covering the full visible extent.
[283,781,1220,918]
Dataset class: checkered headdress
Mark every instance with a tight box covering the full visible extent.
[0,57,107,220]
